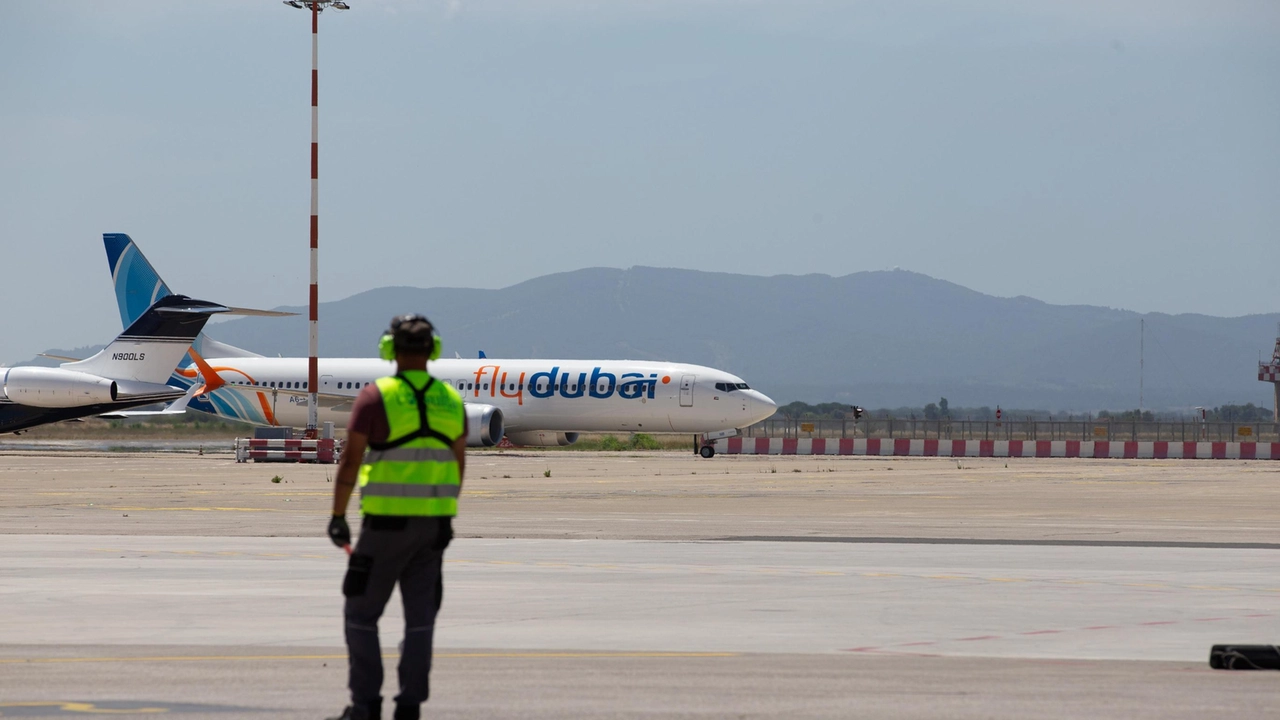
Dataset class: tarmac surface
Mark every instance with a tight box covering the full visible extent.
[1,448,1278,717]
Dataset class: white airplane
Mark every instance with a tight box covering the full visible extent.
[105,235,777,456]
[1,295,229,434]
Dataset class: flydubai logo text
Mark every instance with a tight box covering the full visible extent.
[471,365,669,406]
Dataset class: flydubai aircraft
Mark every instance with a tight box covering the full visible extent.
[1,295,228,434]
[105,235,777,457]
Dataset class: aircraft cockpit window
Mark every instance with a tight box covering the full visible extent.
[715,382,738,392]
[736,383,750,390]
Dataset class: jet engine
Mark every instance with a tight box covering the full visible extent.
[505,431,580,447]
[1,367,118,408]
[465,404,505,447]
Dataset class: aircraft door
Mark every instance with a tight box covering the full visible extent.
[679,375,695,407]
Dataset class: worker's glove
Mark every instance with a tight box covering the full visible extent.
[328,514,351,548]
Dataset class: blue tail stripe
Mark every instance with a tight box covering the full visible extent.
[104,233,172,329]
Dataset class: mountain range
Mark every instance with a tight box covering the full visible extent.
[28,267,1280,411]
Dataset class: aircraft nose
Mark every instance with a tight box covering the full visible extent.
[746,390,777,422]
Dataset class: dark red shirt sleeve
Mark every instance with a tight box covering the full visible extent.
[348,384,389,446]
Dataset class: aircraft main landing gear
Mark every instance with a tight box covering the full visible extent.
[699,445,715,459]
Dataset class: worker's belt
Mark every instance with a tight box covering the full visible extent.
[360,482,461,499]
[364,448,457,464]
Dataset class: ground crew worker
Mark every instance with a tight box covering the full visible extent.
[326,314,467,720]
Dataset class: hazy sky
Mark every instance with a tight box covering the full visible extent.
[2,0,1278,359]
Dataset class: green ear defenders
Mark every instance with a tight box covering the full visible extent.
[379,314,442,362]
[378,333,397,361]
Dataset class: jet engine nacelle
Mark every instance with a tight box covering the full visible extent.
[465,403,505,447]
[505,431,580,447]
[1,367,118,408]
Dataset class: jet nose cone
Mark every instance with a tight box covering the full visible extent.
[746,390,777,422]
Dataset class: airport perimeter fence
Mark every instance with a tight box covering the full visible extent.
[745,418,1280,444]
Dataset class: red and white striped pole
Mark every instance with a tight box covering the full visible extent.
[284,0,348,436]
[307,0,320,436]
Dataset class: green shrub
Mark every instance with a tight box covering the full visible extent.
[597,435,627,451]
[629,433,662,450]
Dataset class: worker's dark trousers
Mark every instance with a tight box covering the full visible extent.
[343,515,452,709]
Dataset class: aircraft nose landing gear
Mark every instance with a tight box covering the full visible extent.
[695,429,739,458]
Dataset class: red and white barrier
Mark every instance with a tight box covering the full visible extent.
[716,437,1280,460]
[235,438,339,464]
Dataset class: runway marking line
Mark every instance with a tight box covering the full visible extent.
[0,701,167,713]
[840,611,1276,655]
[60,552,1280,597]
[99,506,282,513]
[0,651,739,665]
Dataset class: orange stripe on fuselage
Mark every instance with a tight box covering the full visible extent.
[256,392,277,426]
[177,364,256,384]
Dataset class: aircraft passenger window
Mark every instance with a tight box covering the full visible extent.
[484,383,489,390]
[467,383,473,390]
[303,382,308,389]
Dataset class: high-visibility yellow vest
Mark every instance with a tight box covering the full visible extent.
[358,370,465,517]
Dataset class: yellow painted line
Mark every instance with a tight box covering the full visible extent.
[0,701,166,713]
[0,651,737,665]
[439,652,739,658]
[102,506,282,513]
